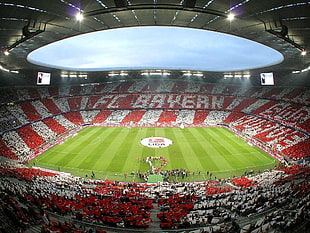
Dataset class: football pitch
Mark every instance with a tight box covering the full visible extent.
[29,127,279,182]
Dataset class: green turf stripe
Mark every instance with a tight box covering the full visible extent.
[207,128,251,168]
[192,127,231,172]
[101,128,131,172]
[72,128,117,169]
[121,128,146,173]
[181,127,215,171]
[142,127,156,158]
[82,128,117,172]
[211,128,276,167]
[138,128,154,172]
[112,127,144,173]
[164,127,191,170]
[51,127,104,166]
[35,128,107,171]
[91,127,131,172]
[67,127,115,171]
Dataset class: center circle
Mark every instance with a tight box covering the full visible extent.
[141,137,173,148]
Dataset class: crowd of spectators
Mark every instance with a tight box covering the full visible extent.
[0,105,21,132]
[0,82,308,135]
[0,80,309,104]
[204,110,231,125]
[1,159,308,232]
[0,81,309,232]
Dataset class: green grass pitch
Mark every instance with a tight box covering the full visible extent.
[28,127,279,182]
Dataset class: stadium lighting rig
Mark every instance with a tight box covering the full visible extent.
[75,12,84,21]
[301,50,307,56]
[292,64,310,74]
[141,70,171,76]
[78,2,235,21]
[227,13,235,21]
[182,71,204,77]
[0,63,19,73]
[108,71,128,77]
[60,73,88,78]
[265,21,307,56]
[223,73,251,79]
[4,20,46,54]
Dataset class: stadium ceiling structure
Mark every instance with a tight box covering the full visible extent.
[0,0,309,78]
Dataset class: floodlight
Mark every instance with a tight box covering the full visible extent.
[227,13,235,21]
[76,12,84,21]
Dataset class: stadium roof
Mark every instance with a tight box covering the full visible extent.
[0,0,309,81]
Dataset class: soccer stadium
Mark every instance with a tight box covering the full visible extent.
[0,1,309,233]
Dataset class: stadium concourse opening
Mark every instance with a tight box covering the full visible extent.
[27,26,283,72]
